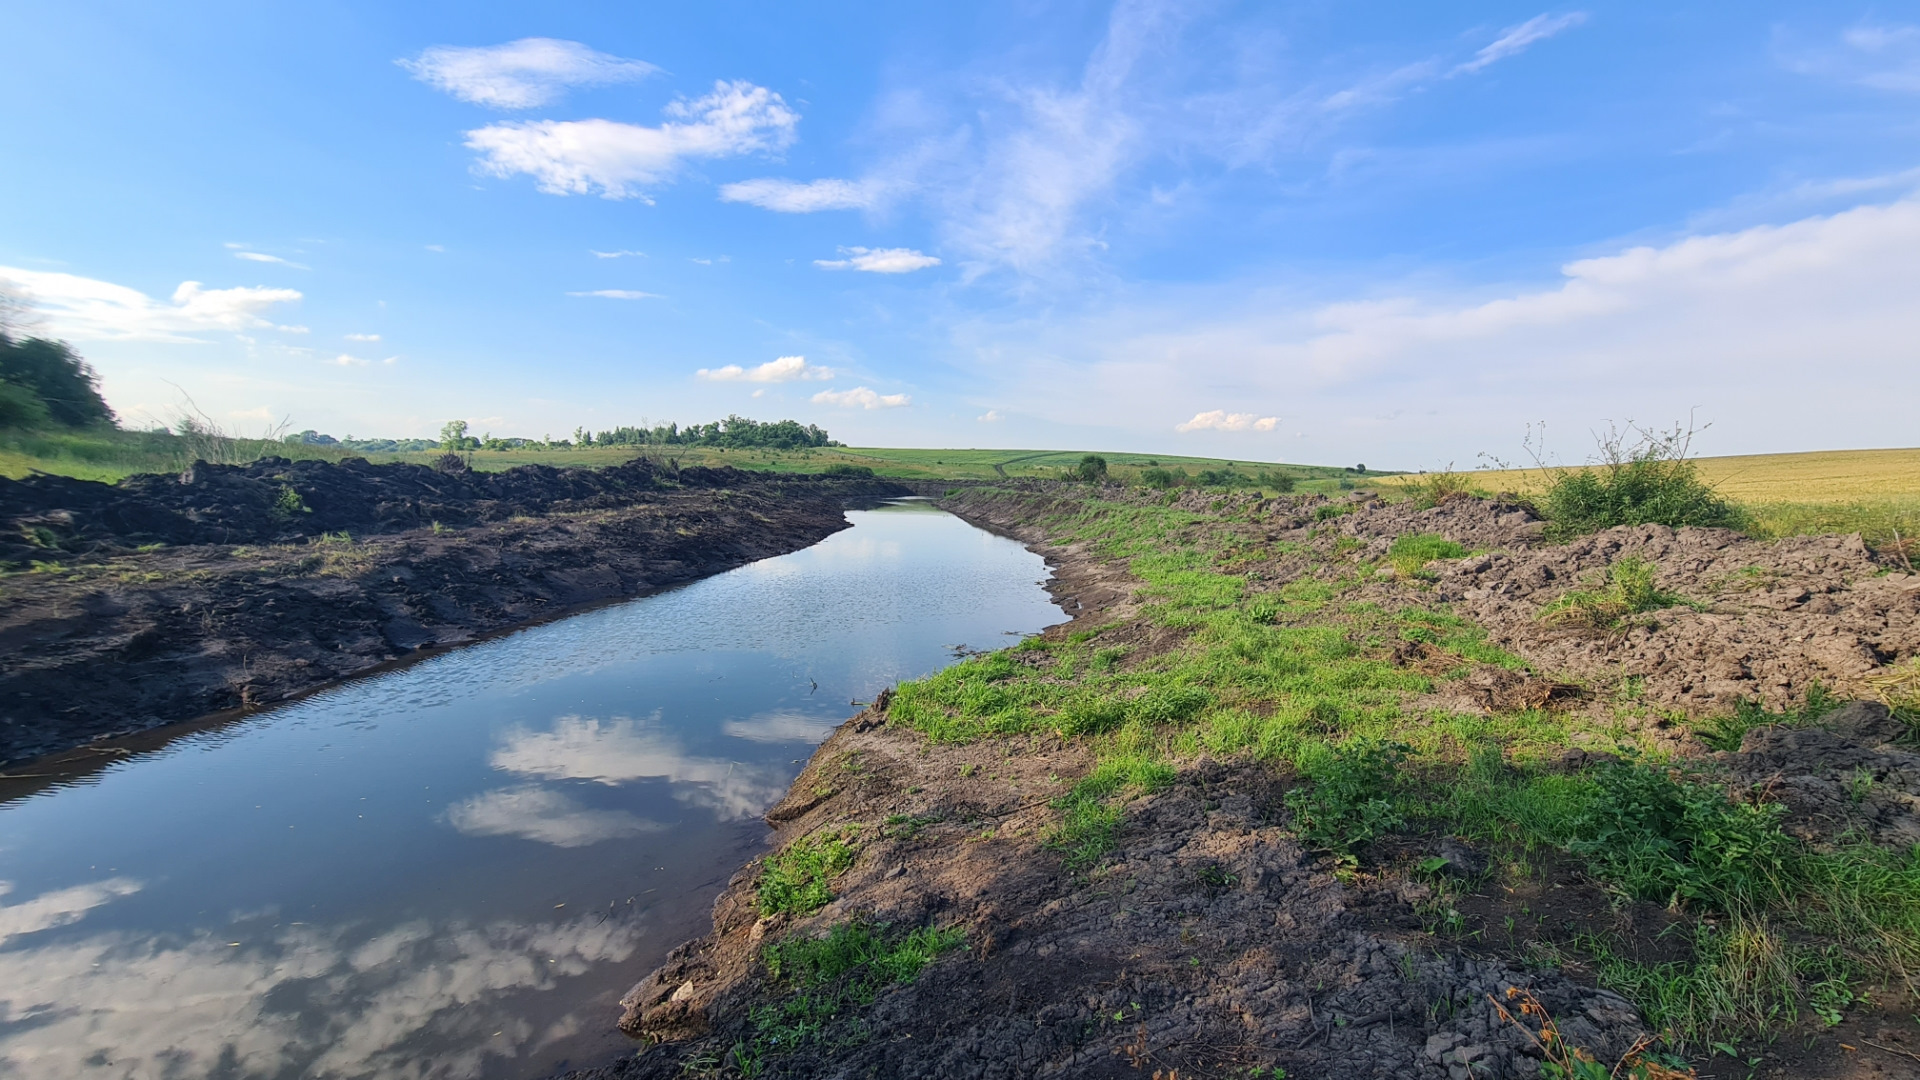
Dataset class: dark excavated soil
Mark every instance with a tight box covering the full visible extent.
[572,483,1920,1080]
[0,457,909,765]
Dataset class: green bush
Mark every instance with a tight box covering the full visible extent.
[1139,467,1187,489]
[1538,422,1742,538]
[758,829,858,916]
[1075,454,1108,482]
[1284,737,1407,855]
[1194,468,1252,488]
[821,463,875,478]
[0,332,115,428]
[1387,533,1466,577]
[1256,469,1297,493]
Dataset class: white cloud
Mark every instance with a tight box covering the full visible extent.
[276,324,309,334]
[954,194,1920,463]
[233,251,306,269]
[399,38,659,109]
[977,409,1003,422]
[814,247,942,273]
[590,249,646,258]
[1453,13,1590,76]
[333,354,369,367]
[0,266,302,343]
[719,177,885,212]
[444,786,663,847]
[1175,410,1277,433]
[424,244,445,252]
[490,716,790,821]
[812,386,911,410]
[0,878,142,944]
[0,911,642,1080]
[697,355,834,382]
[722,711,837,744]
[465,80,799,200]
[566,289,661,299]
[344,332,381,342]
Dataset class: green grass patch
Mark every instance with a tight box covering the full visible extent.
[733,920,965,1071]
[1387,532,1466,577]
[757,829,858,917]
[1539,556,1690,631]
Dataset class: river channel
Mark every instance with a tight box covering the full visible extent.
[0,499,1060,1080]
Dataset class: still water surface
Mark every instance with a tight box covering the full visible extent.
[0,501,1058,1080]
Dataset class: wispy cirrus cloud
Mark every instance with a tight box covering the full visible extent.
[0,266,302,343]
[344,332,381,342]
[445,786,663,847]
[232,251,306,269]
[399,38,659,109]
[1453,13,1589,76]
[813,247,941,273]
[589,249,646,259]
[719,177,886,212]
[812,386,910,409]
[0,878,143,945]
[464,81,799,200]
[697,355,833,382]
[567,289,661,300]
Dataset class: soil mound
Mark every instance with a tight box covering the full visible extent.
[598,727,1646,1080]
[1724,700,1920,846]
[0,455,827,566]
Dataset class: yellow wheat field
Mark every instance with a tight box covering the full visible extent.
[1390,447,1920,545]
[1453,448,1920,504]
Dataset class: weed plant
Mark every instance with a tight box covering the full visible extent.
[1284,738,1408,856]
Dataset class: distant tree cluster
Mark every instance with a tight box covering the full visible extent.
[275,415,839,455]
[576,415,837,450]
[0,331,115,429]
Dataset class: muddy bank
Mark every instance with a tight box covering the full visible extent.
[0,458,909,765]
[584,482,1920,1080]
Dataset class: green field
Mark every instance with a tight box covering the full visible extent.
[0,427,1372,492]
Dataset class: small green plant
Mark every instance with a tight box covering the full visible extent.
[1493,986,1694,1079]
[310,530,353,547]
[757,829,858,917]
[1387,532,1467,577]
[270,484,309,521]
[1284,737,1408,856]
[1538,556,1687,631]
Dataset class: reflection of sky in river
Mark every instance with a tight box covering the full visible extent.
[0,501,1058,1079]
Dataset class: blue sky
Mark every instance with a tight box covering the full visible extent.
[2,2,1917,466]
